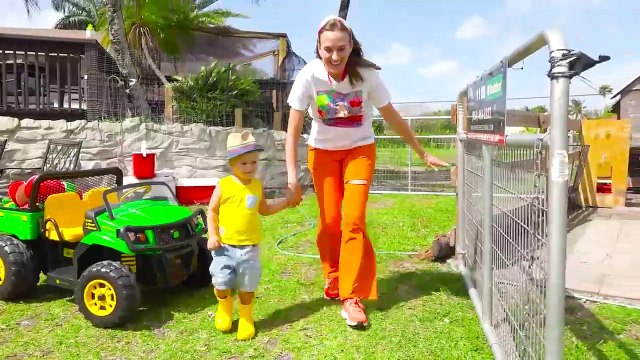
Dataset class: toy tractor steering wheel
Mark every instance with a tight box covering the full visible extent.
[119,185,152,202]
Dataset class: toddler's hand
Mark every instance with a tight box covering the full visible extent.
[207,236,222,250]
[285,188,297,207]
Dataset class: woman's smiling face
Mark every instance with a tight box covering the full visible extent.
[318,29,353,77]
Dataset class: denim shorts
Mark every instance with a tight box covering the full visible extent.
[209,244,261,292]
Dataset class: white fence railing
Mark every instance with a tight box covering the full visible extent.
[371,116,456,195]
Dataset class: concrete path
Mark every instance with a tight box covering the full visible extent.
[566,207,640,306]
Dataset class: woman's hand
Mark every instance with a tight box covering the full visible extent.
[287,180,303,207]
[422,153,450,169]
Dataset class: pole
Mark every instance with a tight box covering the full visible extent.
[481,144,494,322]
[544,35,571,360]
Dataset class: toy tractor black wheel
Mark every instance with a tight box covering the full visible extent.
[182,239,213,289]
[75,260,141,328]
[0,235,39,300]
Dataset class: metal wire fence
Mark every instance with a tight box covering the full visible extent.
[462,142,549,359]
[372,134,456,194]
[454,29,589,360]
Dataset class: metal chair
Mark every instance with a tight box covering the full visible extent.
[0,138,7,161]
[0,139,83,180]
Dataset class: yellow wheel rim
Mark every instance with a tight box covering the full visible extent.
[0,257,5,286]
[83,279,117,317]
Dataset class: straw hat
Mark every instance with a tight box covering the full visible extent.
[226,130,263,160]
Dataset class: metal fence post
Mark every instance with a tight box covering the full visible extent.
[545,37,572,360]
[481,144,494,321]
[408,117,413,192]
[456,98,466,257]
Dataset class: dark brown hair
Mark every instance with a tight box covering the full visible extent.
[316,18,381,86]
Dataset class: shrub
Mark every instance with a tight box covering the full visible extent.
[170,61,261,126]
[372,117,385,135]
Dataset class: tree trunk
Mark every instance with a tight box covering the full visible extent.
[105,0,151,119]
[141,39,169,86]
[338,0,350,20]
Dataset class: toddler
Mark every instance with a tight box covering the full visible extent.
[207,130,294,340]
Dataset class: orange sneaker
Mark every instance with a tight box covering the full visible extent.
[324,277,339,300]
[341,298,368,327]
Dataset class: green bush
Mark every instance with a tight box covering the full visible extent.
[412,119,456,135]
[170,62,261,126]
[373,117,385,135]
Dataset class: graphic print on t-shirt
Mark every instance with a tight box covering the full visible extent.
[246,194,258,209]
[315,90,364,128]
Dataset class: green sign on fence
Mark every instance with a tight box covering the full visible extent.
[466,60,507,144]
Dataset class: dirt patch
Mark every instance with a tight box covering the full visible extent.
[5,355,27,360]
[279,323,292,334]
[396,283,423,299]
[17,318,36,329]
[388,258,426,272]
[368,198,395,209]
[265,337,279,351]
[277,353,294,360]
[301,265,319,283]
[280,268,293,280]
[623,324,640,341]
[153,327,169,339]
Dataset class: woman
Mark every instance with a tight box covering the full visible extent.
[284,15,449,328]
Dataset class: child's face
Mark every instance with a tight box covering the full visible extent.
[230,151,259,180]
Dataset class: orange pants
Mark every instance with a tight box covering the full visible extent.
[307,143,377,300]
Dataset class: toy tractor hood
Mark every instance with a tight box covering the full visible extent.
[109,202,194,227]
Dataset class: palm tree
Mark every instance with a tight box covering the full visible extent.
[569,98,586,120]
[598,84,613,98]
[105,0,150,117]
[31,0,258,117]
[118,0,246,85]
[338,0,350,20]
[50,0,246,85]
[52,0,104,30]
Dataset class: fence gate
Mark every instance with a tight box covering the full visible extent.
[454,29,607,359]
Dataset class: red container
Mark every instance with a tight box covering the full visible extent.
[596,182,612,194]
[176,178,219,205]
[132,152,156,179]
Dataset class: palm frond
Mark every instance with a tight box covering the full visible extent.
[52,0,85,13]
[23,0,40,16]
[196,8,247,25]
[54,14,92,30]
[193,0,218,11]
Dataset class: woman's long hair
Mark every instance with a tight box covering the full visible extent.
[316,18,381,86]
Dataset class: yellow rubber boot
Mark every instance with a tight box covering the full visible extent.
[214,290,234,332]
[237,302,255,340]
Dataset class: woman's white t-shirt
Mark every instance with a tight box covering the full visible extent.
[287,58,391,150]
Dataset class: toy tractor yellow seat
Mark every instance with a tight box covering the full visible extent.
[82,187,109,211]
[44,192,86,242]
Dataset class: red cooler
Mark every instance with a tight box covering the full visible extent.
[176,178,219,205]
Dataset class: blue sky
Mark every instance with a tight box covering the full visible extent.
[5,0,640,115]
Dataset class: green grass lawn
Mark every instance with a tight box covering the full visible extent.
[0,194,638,359]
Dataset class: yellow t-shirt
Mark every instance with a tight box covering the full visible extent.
[217,175,263,246]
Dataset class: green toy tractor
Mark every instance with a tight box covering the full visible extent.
[0,167,212,328]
